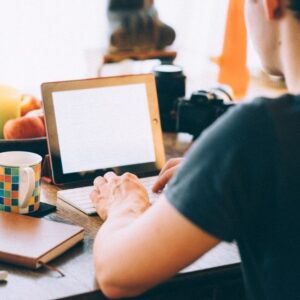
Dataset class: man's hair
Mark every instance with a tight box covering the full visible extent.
[289,0,300,18]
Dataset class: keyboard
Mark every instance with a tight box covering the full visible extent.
[57,176,160,215]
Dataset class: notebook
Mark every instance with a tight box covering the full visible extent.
[0,211,84,269]
[41,74,165,215]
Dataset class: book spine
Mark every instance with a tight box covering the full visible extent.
[0,251,36,269]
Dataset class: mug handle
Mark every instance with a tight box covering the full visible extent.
[19,167,35,208]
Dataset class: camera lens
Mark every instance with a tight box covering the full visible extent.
[153,64,186,132]
[154,64,183,76]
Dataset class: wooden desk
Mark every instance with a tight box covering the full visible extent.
[0,134,243,300]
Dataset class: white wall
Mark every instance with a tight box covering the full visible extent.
[0,0,108,96]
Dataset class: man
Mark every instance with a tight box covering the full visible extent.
[90,0,300,299]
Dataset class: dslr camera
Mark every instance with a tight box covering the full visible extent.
[154,64,235,139]
[177,87,235,139]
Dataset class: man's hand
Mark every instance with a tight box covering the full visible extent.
[152,158,182,193]
[90,172,150,220]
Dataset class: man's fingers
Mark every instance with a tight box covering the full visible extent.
[94,176,107,188]
[153,158,182,192]
[104,171,118,182]
[90,189,99,204]
[159,158,182,176]
[122,172,138,181]
[152,167,175,192]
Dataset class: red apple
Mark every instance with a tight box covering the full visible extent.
[25,108,45,125]
[3,116,46,139]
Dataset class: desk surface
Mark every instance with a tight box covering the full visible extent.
[0,133,241,300]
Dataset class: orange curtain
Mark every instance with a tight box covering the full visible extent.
[217,0,249,99]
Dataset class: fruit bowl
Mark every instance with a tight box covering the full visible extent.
[0,137,48,158]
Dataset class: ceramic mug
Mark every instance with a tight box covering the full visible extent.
[0,151,42,214]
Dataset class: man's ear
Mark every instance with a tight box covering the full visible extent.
[263,0,285,20]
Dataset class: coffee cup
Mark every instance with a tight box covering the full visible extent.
[0,151,42,214]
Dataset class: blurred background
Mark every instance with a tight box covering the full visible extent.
[0,0,262,97]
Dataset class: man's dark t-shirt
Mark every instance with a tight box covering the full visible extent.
[166,95,300,300]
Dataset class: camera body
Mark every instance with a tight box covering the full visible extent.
[177,88,235,139]
[154,64,235,139]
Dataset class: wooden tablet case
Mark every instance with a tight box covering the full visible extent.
[41,74,165,185]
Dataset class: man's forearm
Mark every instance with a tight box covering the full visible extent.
[92,196,220,299]
[93,205,150,298]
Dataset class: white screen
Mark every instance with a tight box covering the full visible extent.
[52,83,156,174]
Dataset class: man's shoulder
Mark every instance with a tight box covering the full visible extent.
[202,96,273,148]
[246,93,300,116]
[216,93,298,138]
[189,93,298,162]
[242,93,300,135]
[193,94,292,165]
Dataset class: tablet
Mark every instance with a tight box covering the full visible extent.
[41,74,165,185]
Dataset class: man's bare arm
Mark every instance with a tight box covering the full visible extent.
[92,177,220,299]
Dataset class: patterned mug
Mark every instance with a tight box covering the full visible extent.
[0,151,42,214]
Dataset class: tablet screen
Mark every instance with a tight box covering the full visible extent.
[42,74,165,184]
[52,83,156,175]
